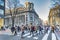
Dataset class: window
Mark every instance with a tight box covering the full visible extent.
[0,0,4,6]
[58,13,60,17]
[30,23,32,25]
[58,10,59,13]
[53,12,54,15]
[0,9,4,15]
[26,24,28,26]
[26,17,28,21]
[53,16,55,20]
[30,17,33,20]
[54,10,56,13]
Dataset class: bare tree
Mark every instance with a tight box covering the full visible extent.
[7,0,19,27]
[51,0,60,6]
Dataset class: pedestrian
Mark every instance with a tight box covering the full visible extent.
[35,26,37,33]
[31,26,35,36]
[21,25,25,38]
[39,25,42,34]
[51,25,55,33]
[29,25,32,35]
[11,26,15,34]
[14,29,17,36]
[41,27,43,34]
[46,27,49,33]
[17,26,21,32]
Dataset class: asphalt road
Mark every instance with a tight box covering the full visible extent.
[0,30,58,40]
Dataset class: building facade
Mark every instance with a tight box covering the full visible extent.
[0,0,5,28]
[5,2,40,27]
[48,5,60,26]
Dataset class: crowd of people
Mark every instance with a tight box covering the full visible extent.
[0,24,56,38]
[10,24,51,37]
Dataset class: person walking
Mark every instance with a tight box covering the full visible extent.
[11,26,15,34]
[21,25,25,38]
[30,26,35,36]
[14,26,17,36]
[51,25,55,33]
[17,26,21,32]
[46,27,49,33]
[38,25,42,34]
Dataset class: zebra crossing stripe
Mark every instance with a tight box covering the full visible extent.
[33,37,38,40]
[23,31,38,37]
[55,31,60,40]
[26,33,37,38]
[23,33,30,37]
[42,30,51,40]
[17,35,20,36]
[52,33,57,40]
[27,32,38,38]
[27,35,32,38]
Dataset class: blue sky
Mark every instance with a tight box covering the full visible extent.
[20,0,51,21]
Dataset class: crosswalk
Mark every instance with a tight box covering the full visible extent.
[0,30,58,40]
[20,30,57,40]
[52,33,56,40]
[42,30,50,40]
[55,31,60,40]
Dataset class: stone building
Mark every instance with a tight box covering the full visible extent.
[48,5,60,26]
[5,2,40,27]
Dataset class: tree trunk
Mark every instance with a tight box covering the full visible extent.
[12,16,14,27]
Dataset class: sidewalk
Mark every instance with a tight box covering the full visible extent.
[0,28,12,35]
